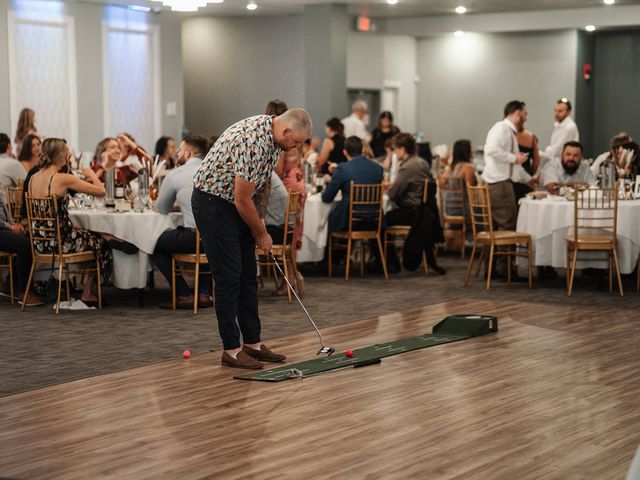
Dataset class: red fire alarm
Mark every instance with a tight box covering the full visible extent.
[583,63,592,81]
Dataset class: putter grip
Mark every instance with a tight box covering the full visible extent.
[354,358,381,368]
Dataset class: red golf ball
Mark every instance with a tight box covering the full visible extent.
[346,350,353,358]
[183,350,191,359]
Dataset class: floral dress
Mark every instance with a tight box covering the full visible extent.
[30,173,112,283]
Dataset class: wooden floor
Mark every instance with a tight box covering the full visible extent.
[0,298,639,480]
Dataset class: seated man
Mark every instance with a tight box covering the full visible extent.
[0,133,26,206]
[386,132,445,274]
[543,141,596,194]
[264,171,299,294]
[0,198,43,305]
[321,136,383,233]
[153,134,212,309]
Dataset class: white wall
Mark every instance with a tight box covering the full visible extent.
[182,15,305,136]
[0,0,184,152]
[416,30,578,147]
[347,32,417,133]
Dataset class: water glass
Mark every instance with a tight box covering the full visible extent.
[94,196,105,210]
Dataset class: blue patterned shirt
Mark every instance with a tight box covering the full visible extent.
[193,115,282,203]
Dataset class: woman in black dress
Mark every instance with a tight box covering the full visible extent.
[316,117,347,175]
[370,111,400,158]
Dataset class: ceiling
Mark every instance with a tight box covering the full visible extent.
[77,0,640,17]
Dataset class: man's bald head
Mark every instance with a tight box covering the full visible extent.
[273,108,312,151]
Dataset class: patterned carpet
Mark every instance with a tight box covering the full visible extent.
[2,253,639,397]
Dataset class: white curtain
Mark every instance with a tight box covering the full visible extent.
[103,26,160,153]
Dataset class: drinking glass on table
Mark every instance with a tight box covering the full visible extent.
[124,184,134,205]
[139,190,150,210]
[93,195,105,210]
[75,193,86,209]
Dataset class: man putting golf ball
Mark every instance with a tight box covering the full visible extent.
[192,109,312,369]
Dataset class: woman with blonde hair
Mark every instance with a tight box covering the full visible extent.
[14,108,37,157]
[27,138,113,307]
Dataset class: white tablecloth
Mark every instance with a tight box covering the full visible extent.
[296,192,391,263]
[68,209,183,289]
[297,194,335,263]
[516,197,640,273]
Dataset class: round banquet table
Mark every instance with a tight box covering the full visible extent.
[297,193,335,263]
[516,196,640,274]
[296,192,392,264]
[68,208,183,289]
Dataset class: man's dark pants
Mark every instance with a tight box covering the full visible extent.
[151,226,211,297]
[0,229,32,292]
[487,180,517,273]
[192,188,261,350]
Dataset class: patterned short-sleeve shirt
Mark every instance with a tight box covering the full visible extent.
[193,115,282,203]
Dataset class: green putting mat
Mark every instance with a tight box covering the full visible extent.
[235,314,498,382]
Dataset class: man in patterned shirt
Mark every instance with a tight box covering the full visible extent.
[192,109,312,369]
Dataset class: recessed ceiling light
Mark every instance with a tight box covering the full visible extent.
[454,5,467,14]
[585,25,596,32]
[246,1,257,10]
[387,0,398,5]
[454,30,465,38]
[603,0,615,4]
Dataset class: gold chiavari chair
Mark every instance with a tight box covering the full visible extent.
[464,184,532,289]
[23,194,102,314]
[0,252,15,304]
[329,182,388,281]
[256,190,304,303]
[565,185,623,296]
[439,176,467,259]
[171,229,211,315]
[5,185,23,223]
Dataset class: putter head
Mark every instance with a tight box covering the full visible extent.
[318,346,335,356]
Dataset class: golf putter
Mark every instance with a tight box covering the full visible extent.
[269,253,335,356]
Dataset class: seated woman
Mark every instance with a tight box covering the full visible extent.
[17,134,41,174]
[91,137,123,180]
[154,136,177,171]
[28,138,113,306]
[316,118,347,176]
[438,140,476,251]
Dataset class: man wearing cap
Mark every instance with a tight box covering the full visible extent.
[539,98,580,167]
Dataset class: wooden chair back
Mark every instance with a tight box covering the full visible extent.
[572,186,618,242]
[441,176,466,219]
[24,194,63,259]
[347,182,384,236]
[6,185,23,222]
[281,190,303,249]
[466,184,493,238]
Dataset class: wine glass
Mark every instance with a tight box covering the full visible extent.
[76,193,85,210]
[124,184,134,205]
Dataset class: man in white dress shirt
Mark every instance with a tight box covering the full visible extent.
[483,101,529,230]
[540,98,580,166]
[482,101,529,276]
[341,100,369,141]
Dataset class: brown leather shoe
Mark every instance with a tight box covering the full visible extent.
[159,295,195,309]
[242,344,287,362]
[197,293,213,308]
[221,350,264,369]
